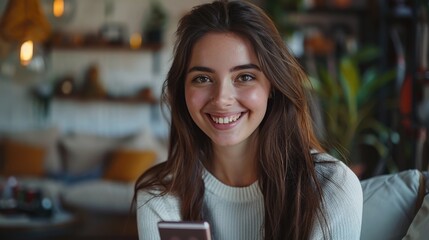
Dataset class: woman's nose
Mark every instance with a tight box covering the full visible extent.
[211,80,234,107]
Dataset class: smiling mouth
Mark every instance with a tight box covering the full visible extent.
[209,113,242,124]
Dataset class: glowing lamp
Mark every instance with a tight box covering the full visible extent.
[53,0,65,18]
[0,0,51,82]
[20,40,34,66]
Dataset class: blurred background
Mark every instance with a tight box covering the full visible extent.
[0,0,428,239]
[264,0,429,179]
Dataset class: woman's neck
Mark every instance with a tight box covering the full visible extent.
[209,134,259,187]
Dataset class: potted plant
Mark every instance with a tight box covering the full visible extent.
[143,0,167,44]
[310,46,398,178]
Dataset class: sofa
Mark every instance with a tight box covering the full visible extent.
[1,127,428,239]
[0,127,167,239]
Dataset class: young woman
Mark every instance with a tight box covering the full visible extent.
[134,1,362,239]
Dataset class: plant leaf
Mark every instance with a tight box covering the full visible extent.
[357,69,396,107]
[339,57,359,124]
[340,57,360,98]
[351,46,380,63]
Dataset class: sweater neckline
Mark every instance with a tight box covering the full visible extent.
[202,168,262,202]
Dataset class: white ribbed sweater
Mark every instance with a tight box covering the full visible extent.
[136,154,363,240]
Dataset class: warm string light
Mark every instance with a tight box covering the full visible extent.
[20,40,34,66]
[53,0,65,18]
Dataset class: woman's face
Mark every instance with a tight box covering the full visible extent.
[185,32,271,148]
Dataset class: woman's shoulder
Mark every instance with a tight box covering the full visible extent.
[136,189,182,239]
[313,152,352,175]
[311,152,363,239]
[137,189,181,219]
[312,152,361,194]
[137,188,179,205]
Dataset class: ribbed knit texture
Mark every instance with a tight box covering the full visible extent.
[202,170,264,239]
[137,153,363,240]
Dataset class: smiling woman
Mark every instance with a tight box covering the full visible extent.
[133,1,363,240]
[185,33,271,152]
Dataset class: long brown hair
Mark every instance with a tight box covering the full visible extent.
[134,1,328,239]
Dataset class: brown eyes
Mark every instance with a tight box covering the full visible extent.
[237,74,255,82]
[192,75,211,83]
[191,74,255,84]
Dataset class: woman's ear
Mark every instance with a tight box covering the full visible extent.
[269,89,275,99]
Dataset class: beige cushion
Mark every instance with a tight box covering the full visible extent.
[60,134,120,175]
[403,194,429,240]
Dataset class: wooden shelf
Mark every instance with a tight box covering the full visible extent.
[32,88,159,106]
[53,95,158,105]
[47,42,163,52]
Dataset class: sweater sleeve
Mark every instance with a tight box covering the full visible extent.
[136,190,181,240]
[311,155,363,240]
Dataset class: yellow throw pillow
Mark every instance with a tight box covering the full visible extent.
[103,150,156,182]
[1,140,46,177]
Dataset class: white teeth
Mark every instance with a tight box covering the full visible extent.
[211,114,241,124]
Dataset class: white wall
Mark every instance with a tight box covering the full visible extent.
[0,0,212,137]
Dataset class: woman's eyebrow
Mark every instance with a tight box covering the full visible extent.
[188,64,261,73]
[188,66,214,73]
[230,64,261,72]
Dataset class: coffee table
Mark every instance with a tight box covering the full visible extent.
[0,210,78,239]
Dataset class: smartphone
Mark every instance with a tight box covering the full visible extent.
[157,221,212,240]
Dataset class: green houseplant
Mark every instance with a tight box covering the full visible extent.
[143,0,167,44]
[310,47,397,177]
